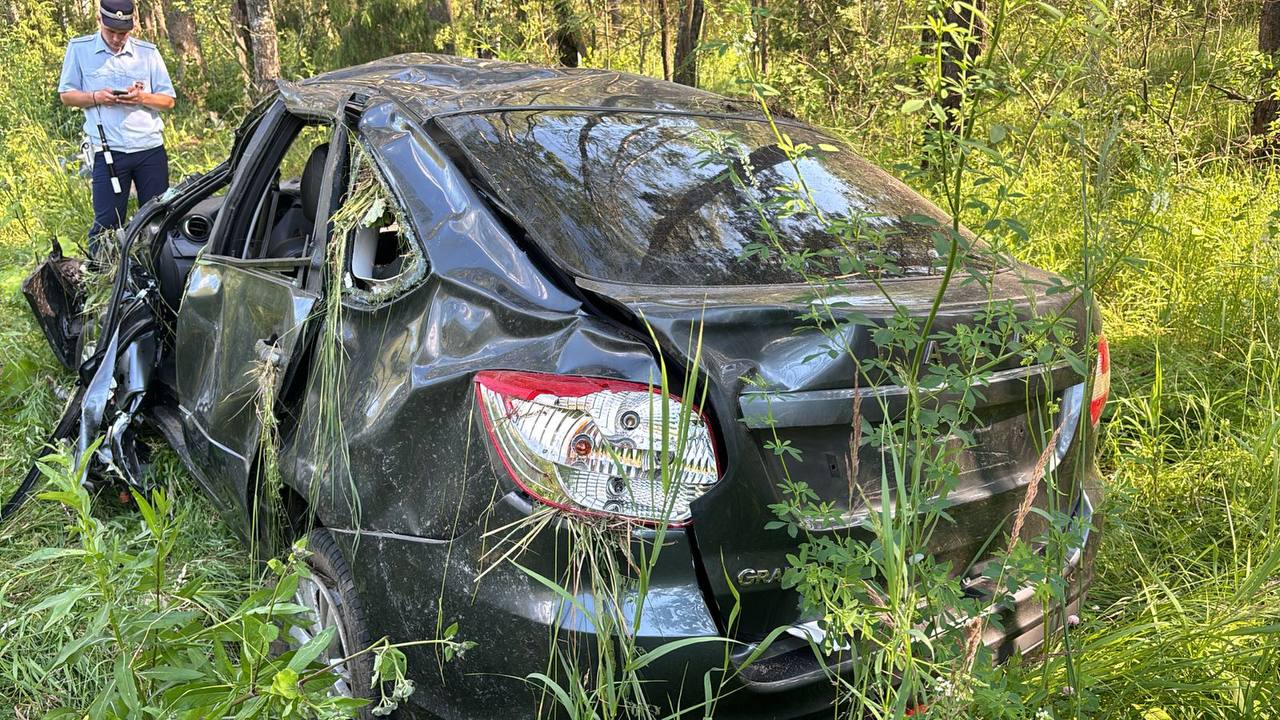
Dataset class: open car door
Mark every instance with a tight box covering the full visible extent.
[174,107,349,518]
[174,259,317,515]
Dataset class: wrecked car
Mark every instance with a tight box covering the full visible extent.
[14,54,1108,718]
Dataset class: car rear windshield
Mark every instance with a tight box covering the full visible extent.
[440,110,985,287]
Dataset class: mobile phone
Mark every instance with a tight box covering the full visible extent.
[111,89,128,96]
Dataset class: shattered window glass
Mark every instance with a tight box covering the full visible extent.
[441,110,993,287]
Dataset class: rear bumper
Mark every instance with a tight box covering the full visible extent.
[711,473,1103,709]
[329,494,729,720]
[332,472,1102,720]
[330,494,858,720]
[987,478,1102,658]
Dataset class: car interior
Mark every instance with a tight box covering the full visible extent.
[239,127,331,263]
[153,120,332,312]
[152,108,419,326]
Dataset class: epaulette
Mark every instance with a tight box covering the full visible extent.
[67,35,95,45]
[132,39,158,50]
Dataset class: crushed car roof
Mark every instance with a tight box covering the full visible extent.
[276,52,762,120]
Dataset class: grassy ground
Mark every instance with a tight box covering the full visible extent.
[4,11,1280,720]
[0,105,246,715]
[1007,155,1280,716]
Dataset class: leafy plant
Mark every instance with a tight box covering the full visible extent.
[22,442,464,718]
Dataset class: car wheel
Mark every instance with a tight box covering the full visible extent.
[285,527,376,712]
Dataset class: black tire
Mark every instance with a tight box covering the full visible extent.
[288,527,377,717]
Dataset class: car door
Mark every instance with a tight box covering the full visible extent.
[174,102,348,519]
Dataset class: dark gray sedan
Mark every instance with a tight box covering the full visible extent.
[17,54,1106,718]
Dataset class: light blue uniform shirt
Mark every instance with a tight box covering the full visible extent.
[58,33,176,153]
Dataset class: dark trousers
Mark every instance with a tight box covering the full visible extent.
[90,145,169,255]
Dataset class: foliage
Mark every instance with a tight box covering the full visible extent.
[1,10,244,719]
[4,0,1280,718]
[697,5,1092,716]
[24,444,349,718]
[2,440,460,718]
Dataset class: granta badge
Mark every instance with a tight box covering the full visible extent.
[737,567,785,586]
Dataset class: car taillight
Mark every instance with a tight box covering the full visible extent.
[1090,335,1110,425]
[474,371,720,525]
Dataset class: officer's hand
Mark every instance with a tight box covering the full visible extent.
[92,89,117,105]
[116,86,142,105]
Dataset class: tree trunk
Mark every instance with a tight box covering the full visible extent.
[752,0,767,76]
[922,0,986,136]
[603,0,624,68]
[244,0,281,97]
[639,5,650,73]
[657,0,671,81]
[440,0,457,54]
[552,0,585,67]
[143,1,167,40]
[165,0,207,100]
[229,0,255,90]
[55,0,77,33]
[472,0,495,58]
[672,0,704,87]
[1253,0,1280,147]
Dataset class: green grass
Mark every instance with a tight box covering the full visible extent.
[4,3,1280,718]
[0,99,247,716]
[996,131,1280,719]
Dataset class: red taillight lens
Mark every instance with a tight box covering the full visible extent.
[1090,335,1110,425]
[474,371,720,525]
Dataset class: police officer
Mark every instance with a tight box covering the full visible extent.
[57,0,176,256]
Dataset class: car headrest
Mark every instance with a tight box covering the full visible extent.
[300,142,330,224]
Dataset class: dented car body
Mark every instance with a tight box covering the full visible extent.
[19,55,1105,718]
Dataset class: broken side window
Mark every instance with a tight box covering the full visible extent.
[329,138,426,304]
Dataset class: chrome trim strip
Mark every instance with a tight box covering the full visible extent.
[739,361,1075,429]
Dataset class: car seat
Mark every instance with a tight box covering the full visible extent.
[262,142,329,259]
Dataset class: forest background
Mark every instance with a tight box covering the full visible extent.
[4,0,1280,718]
